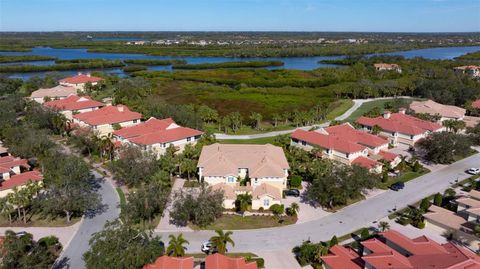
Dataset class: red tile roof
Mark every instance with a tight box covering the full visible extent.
[73,105,142,126]
[381,230,448,256]
[291,129,365,154]
[321,245,364,269]
[43,95,104,111]
[59,74,103,84]
[352,156,379,169]
[0,171,43,191]
[325,124,389,148]
[472,99,480,109]
[378,150,399,162]
[0,156,30,171]
[143,256,194,269]
[205,253,257,269]
[113,117,203,145]
[357,113,443,136]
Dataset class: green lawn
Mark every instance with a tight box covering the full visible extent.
[343,98,416,123]
[379,168,430,189]
[190,214,297,230]
[0,214,81,227]
[219,136,279,145]
[116,187,126,208]
[326,99,354,120]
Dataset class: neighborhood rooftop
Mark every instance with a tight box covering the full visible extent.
[43,95,104,111]
[30,85,77,99]
[73,105,142,126]
[59,73,103,84]
[409,99,466,119]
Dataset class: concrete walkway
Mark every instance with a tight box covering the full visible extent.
[155,177,193,232]
[214,96,413,140]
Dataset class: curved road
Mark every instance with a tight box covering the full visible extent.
[158,153,480,254]
[214,96,412,140]
[54,171,120,269]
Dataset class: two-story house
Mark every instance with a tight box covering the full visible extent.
[43,95,104,120]
[59,73,103,91]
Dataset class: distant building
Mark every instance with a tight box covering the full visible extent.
[472,99,480,109]
[112,117,203,157]
[409,100,466,121]
[0,153,43,198]
[454,65,480,78]
[43,95,104,120]
[321,230,480,269]
[72,105,142,136]
[30,85,77,104]
[374,63,402,73]
[59,73,103,91]
[357,109,445,146]
[291,123,400,173]
[197,144,289,210]
[143,256,194,269]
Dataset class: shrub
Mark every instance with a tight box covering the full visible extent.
[289,175,302,188]
[269,204,285,216]
[433,193,443,206]
[416,221,426,229]
[397,217,412,226]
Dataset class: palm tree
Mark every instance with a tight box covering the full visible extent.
[378,221,390,232]
[235,194,252,213]
[249,112,263,130]
[290,202,300,215]
[210,229,235,254]
[167,234,190,257]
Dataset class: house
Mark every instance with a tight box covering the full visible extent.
[454,65,480,78]
[374,63,402,73]
[0,155,43,198]
[409,100,466,121]
[30,85,77,104]
[59,73,103,90]
[291,123,400,173]
[143,256,194,269]
[357,109,445,146]
[321,230,480,269]
[73,105,142,136]
[112,117,203,156]
[198,144,289,210]
[43,95,104,120]
[472,99,480,109]
[205,253,258,269]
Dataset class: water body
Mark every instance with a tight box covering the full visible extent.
[1,46,479,79]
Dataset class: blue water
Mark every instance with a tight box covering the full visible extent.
[1,46,479,79]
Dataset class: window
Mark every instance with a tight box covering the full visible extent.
[263,199,270,207]
[302,141,306,146]
[133,120,138,123]
[227,176,235,183]
[187,137,191,142]
[410,135,414,139]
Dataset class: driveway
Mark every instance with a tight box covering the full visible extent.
[157,153,480,269]
[54,171,120,269]
[0,222,80,247]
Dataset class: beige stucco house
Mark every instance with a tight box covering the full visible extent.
[30,85,78,104]
[409,100,466,122]
[59,73,103,91]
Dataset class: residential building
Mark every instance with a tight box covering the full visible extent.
[205,253,258,269]
[0,155,43,198]
[291,123,400,173]
[197,144,289,210]
[112,117,203,156]
[72,105,142,136]
[321,230,480,269]
[472,99,480,109]
[454,65,480,78]
[357,109,445,146]
[30,85,77,104]
[374,63,402,73]
[43,95,104,120]
[59,73,103,90]
[409,99,466,121]
[143,256,194,269]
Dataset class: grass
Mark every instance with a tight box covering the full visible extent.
[116,187,126,208]
[325,195,366,212]
[343,98,416,123]
[0,214,81,227]
[190,214,297,230]
[218,136,278,145]
[326,99,355,120]
[379,167,430,189]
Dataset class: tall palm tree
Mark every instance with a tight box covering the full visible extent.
[290,202,300,215]
[167,234,190,257]
[378,221,390,232]
[235,194,252,212]
[210,229,235,254]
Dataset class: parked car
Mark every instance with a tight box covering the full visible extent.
[15,231,28,237]
[283,189,300,197]
[389,182,405,191]
[466,168,480,175]
[201,240,218,254]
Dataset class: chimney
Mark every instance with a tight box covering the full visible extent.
[383,111,391,119]
[117,105,124,112]
[86,73,91,77]
[399,108,406,114]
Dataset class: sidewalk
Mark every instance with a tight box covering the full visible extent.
[155,177,193,232]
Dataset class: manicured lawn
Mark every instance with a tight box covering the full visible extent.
[343,98,416,123]
[116,187,126,208]
[0,214,81,227]
[190,214,297,230]
[219,136,279,145]
[379,168,430,189]
[326,99,354,120]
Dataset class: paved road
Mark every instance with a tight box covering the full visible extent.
[54,171,120,269]
[158,153,480,256]
[214,97,412,140]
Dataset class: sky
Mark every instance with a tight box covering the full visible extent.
[0,0,479,32]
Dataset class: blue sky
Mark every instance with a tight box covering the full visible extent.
[0,0,479,32]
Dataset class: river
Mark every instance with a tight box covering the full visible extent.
[0,46,479,79]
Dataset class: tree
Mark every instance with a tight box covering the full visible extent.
[417,132,472,164]
[121,182,170,225]
[0,197,14,224]
[249,112,263,130]
[378,221,391,232]
[289,202,300,216]
[443,119,466,133]
[289,175,302,188]
[372,124,382,135]
[420,198,431,212]
[434,193,443,206]
[270,204,285,218]
[360,228,370,240]
[167,234,189,257]
[110,145,159,187]
[84,220,164,269]
[210,229,235,254]
[235,193,252,213]
[329,235,338,246]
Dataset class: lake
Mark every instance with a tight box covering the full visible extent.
[1,46,479,79]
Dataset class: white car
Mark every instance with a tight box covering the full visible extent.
[466,168,480,175]
[201,241,215,253]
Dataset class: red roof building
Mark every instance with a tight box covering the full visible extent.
[113,117,203,156]
[321,230,480,269]
[205,253,258,269]
[0,156,30,179]
[472,99,480,109]
[357,110,445,146]
[0,171,43,191]
[374,63,402,73]
[59,73,103,90]
[43,95,104,120]
[73,105,142,136]
[291,123,395,172]
[143,256,194,269]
